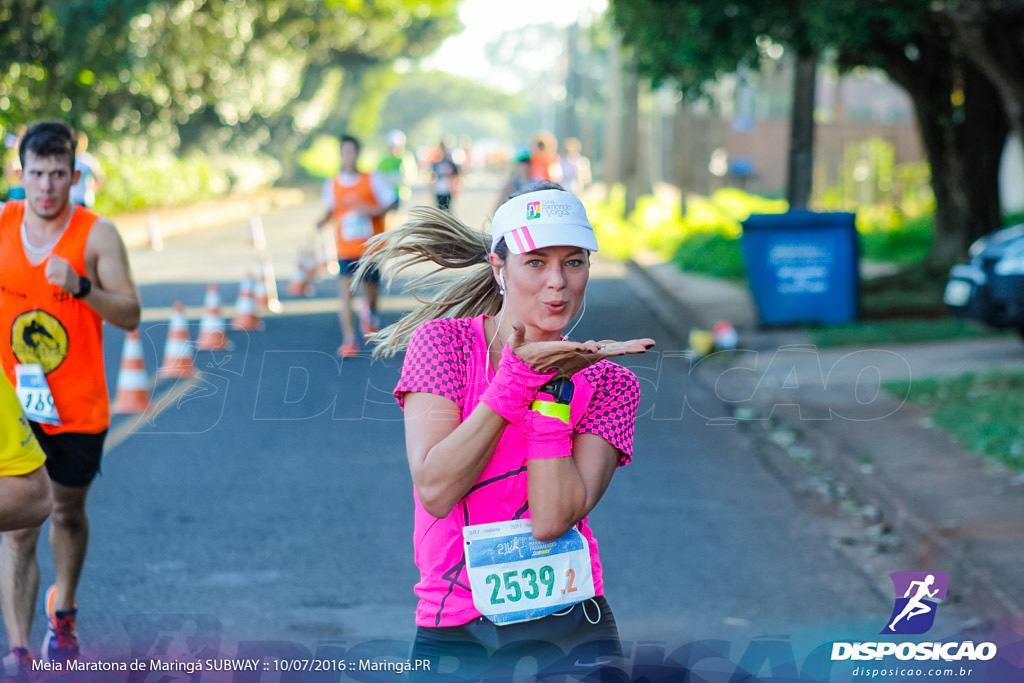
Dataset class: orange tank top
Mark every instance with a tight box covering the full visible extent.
[0,201,108,435]
[330,174,384,260]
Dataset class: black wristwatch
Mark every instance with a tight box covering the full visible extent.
[73,275,91,299]
[538,377,574,404]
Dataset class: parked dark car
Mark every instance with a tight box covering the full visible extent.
[945,223,1024,336]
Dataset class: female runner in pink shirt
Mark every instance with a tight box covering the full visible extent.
[359,182,654,680]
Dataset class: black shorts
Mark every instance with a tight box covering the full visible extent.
[410,596,627,681]
[337,259,381,284]
[29,423,106,488]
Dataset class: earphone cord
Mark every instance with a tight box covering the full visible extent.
[486,295,507,363]
[563,295,586,339]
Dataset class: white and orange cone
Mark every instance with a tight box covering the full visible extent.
[254,270,269,313]
[286,247,315,298]
[231,276,263,331]
[196,284,231,351]
[159,302,197,378]
[112,330,151,414]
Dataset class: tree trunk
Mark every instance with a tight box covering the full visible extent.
[786,51,818,210]
[672,101,693,215]
[602,31,623,186]
[623,62,642,216]
[948,7,1024,141]
[883,35,1009,270]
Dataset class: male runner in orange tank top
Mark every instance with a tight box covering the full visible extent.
[0,120,141,672]
[315,135,396,357]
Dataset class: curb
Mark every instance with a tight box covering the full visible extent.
[629,258,1024,622]
[792,407,1024,621]
[625,260,706,342]
[112,187,312,250]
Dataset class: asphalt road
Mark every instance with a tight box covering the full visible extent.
[10,181,978,678]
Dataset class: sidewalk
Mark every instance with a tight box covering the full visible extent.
[112,186,310,249]
[630,256,1024,624]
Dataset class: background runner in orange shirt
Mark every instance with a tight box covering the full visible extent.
[316,135,397,357]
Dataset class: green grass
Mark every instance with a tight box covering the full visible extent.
[858,215,933,265]
[885,371,1024,471]
[805,266,1012,347]
[859,266,946,314]
[673,232,746,280]
[806,319,1009,348]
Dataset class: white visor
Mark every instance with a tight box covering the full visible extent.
[490,189,598,254]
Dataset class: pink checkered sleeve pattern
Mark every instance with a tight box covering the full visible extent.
[576,361,641,465]
[394,318,472,409]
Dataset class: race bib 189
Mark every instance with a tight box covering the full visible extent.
[15,363,61,425]
[463,519,594,625]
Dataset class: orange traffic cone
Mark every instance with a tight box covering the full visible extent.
[286,247,316,297]
[112,330,151,414]
[231,276,263,331]
[286,249,303,297]
[196,284,231,351]
[159,302,197,378]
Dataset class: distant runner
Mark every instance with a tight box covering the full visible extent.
[316,134,397,357]
[430,141,459,211]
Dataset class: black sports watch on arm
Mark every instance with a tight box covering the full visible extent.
[73,275,92,299]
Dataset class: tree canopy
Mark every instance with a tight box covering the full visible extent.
[610,0,1024,264]
[0,0,461,158]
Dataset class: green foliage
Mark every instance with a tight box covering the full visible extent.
[858,216,933,265]
[589,185,786,273]
[610,0,929,97]
[886,371,1024,471]
[377,69,527,144]
[610,0,797,97]
[0,0,462,166]
[297,135,344,180]
[813,137,936,265]
[94,151,281,215]
[674,232,746,280]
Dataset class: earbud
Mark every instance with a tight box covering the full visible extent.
[498,269,506,295]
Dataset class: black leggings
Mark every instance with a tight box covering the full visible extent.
[410,596,627,682]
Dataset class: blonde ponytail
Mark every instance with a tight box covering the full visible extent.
[354,206,504,359]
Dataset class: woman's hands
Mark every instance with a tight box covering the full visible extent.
[506,322,655,378]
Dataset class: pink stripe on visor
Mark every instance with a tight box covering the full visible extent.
[510,226,527,252]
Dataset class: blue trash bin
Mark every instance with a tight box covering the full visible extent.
[740,211,859,325]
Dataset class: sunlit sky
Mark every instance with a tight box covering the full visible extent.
[423,0,608,82]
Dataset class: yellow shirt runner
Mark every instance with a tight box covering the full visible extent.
[0,374,47,477]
